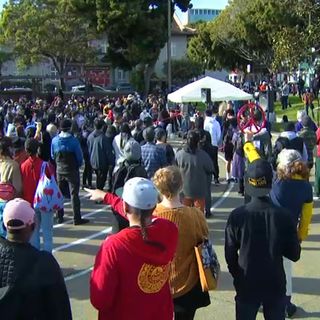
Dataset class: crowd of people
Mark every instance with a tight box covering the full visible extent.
[0,91,316,320]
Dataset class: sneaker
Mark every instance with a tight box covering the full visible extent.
[57,217,64,224]
[286,302,297,318]
[214,179,220,185]
[205,211,213,218]
[74,218,90,226]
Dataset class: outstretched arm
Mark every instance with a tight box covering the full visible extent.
[85,188,126,218]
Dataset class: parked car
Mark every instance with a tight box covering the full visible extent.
[71,84,113,93]
[116,82,133,92]
[3,87,32,92]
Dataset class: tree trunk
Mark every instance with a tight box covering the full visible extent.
[59,76,66,91]
[143,62,156,98]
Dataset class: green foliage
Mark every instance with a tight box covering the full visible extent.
[130,68,145,93]
[0,50,12,75]
[188,0,320,73]
[163,58,203,85]
[0,0,98,89]
[77,0,191,95]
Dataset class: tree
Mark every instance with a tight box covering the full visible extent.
[73,0,192,96]
[0,0,98,90]
[188,0,320,73]
[163,58,203,85]
[0,50,12,77]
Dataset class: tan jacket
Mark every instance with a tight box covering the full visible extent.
[154,204,209,298]
[0,157,22,196]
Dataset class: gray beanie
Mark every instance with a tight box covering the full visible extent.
[123,140,141,162]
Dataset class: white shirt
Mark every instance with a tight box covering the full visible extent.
[140,110,151,121]
[204,116,221,147]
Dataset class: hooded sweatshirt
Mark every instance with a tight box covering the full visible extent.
[90,217,178,320]
[87,129,115,171]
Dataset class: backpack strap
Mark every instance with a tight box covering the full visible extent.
[40,161,48,177]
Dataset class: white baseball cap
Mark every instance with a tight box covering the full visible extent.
[122,177,158,210]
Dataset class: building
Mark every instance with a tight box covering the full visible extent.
[187,8,222,24]
[154,13,195,83]
[0,14,194,92]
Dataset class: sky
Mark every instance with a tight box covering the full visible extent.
[0,0,229,23]
[176,0,229,23]
[0,0,229,11]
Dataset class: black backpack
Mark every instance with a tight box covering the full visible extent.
[112,161,148,194]
[271,136,304,170]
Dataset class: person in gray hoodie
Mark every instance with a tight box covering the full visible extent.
[175,130,214,213]
[87,119,115,190]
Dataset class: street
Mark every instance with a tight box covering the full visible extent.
[52,151,320,320]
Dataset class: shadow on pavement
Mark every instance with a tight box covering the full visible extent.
[293,277,320,295]
[294,308,320,318]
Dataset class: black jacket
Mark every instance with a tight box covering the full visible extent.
[225,197,301,301]
[0,238,72,319]
[87,129,115,172]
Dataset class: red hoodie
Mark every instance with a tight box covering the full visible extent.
[20,156,53,206]
[90,215,178,320]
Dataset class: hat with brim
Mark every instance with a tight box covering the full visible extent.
[127,94,134,101]
[244,158,273,197]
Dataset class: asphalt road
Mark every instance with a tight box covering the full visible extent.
[52,148,320,320]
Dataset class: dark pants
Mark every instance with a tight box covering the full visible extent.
[82,160,92,187]
[212,146,219,180]
[174,310,196,320]
[281,96,288,110]
[315,157,320,196]
[95,169,107,190]
[57,171,81,222]
[205,174,212,215]
[106,165,114,191]
[235,296,286,320]
[305,103,315,119]
[239,178,244,194]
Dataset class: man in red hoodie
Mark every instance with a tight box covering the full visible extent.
[90,177,178,320]
[20,138,53,252]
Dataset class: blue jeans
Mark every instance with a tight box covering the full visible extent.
[30,210,54,253]
[235,296,286,320]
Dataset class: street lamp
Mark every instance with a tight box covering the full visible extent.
[167,0,172,93]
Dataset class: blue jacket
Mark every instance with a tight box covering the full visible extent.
[51,133,83,174]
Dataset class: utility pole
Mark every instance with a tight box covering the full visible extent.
[167,0,172,93]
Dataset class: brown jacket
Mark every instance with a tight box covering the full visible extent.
[153,204,209,298]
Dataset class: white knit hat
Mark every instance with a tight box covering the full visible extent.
[122,177,158,210]
[277,149,302,168]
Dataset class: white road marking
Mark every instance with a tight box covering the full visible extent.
[53,206,109,229]
[211,182,234,211]
[64,194,89,206]
[53,226,112,253]
[65,267,93,282]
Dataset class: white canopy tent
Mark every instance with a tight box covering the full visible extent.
[167,76,252,103]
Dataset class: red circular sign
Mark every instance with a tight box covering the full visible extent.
[237,102,266,133]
